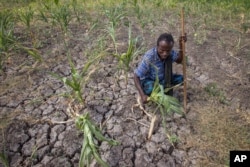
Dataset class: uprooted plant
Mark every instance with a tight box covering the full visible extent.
[51,51,120,167]
[146,75,183,144]
[76,113,119,167]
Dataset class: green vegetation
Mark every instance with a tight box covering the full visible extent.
[113,24,143,85]
[50,4,72,34]
[76,113,119,167]
[0,130,9,167]
[103,4,126,28]
[51,46,116,167]
[147,76,183,144]
[51,52,103,104]
[0,10,41,72]
[204,83,228,104]
[0,0,249,166]
[106,22,117,53]
[0,11,15,72]
[186,106,250,166]
[148,78,183,115]
[0,152,9,167]
[18,6,34,30]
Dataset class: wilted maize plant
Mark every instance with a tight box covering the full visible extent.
[51,52,103,104]
[76,113,119,167]
[18,6,34,30]
[147,75,183,143]
[54,4,72,34]
[0,10,15,72]
[113,24,143,85]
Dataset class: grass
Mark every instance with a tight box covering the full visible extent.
[186,105,250,166]
[193,27,207,45]
[204,83,228,105]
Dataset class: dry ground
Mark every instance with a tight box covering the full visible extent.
[0,2,250,167]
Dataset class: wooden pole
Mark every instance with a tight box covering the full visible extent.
[181,8,187,113]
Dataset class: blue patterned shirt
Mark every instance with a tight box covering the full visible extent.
[134,47,178,85]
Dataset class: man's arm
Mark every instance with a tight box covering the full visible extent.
[176,49,183,64]
[134,50,152,103]
[134,73,148,103]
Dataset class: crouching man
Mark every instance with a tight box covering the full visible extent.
[134,33,187,104]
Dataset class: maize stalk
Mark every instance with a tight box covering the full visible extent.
[113,24,143,85]
[76,113,119,167]
[146,76,183,141]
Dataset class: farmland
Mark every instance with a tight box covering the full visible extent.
[0,0,250,166]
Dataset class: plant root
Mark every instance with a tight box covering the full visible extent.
[125,117,149,128]
[147,114,157,140]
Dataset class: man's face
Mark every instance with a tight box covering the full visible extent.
[157,40,174,60]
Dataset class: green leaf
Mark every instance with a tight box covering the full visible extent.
[25,48,42,62]
[49,72,64,82]
[27,50,37,59]
[54,0,59,5]
[80,142,92,167]
[87,120,119,145]
[76,113,118,167]
[0,152,9,167]
[93,151,109,167]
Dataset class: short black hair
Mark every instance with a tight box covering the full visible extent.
[157,33,174,46]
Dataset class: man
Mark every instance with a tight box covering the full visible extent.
[134,33,186,103]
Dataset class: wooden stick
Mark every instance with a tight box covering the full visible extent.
[181,8,187,113]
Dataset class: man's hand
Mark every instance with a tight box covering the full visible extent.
[134,73,149,104]
[176,33,187,64]
[141,94,149,104]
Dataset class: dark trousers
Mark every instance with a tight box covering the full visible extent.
[141,74,183,96]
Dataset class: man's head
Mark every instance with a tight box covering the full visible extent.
[157,33,174,60]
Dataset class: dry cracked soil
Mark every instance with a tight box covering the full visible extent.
[0,17,250,167]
